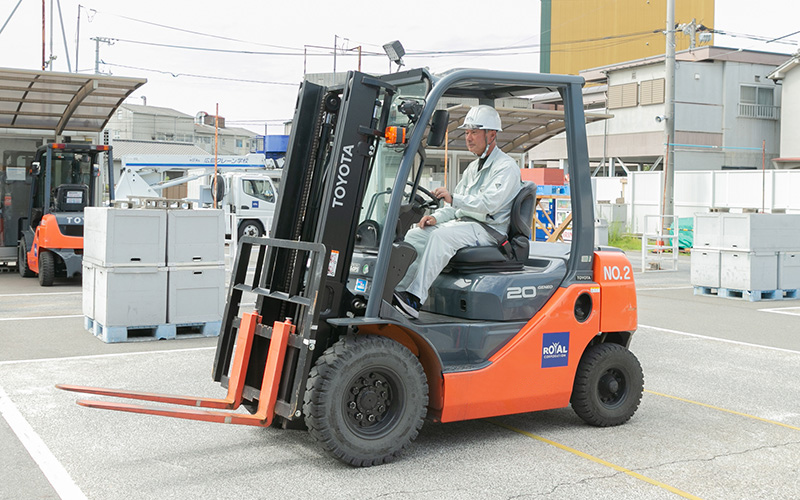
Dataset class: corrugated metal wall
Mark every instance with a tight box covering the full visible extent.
[542,0,715,75]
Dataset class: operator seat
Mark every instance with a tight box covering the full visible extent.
[447,181,537,273]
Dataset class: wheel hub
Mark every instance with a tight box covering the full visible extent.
[598,369,626,406]
[346,372,391,429]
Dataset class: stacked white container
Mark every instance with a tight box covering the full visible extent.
[82,207,225,342]
[166,210,226,326]
[692,213,800,298]
[83,207,168,341]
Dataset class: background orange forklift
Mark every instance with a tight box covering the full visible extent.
[59,68,642,466]
[17,143,113,286]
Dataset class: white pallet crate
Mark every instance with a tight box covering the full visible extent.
[720,251,778,291]
[720,213,800,252]
[167,209,225,266]
[92,265,168,327]
[84,207,167,267]
[167,265,226,324]
[693,213,722,249]
[690,249,721,288]
[778,252,800,290]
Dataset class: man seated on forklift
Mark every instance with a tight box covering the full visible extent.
[393,105,522,319]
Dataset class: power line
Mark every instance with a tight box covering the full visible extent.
[90,8,303,52]
[102,61,300,86]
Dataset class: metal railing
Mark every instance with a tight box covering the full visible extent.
[738,103,779,120]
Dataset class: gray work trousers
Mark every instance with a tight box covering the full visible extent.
[398,220,495,304]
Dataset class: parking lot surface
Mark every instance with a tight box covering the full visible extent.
[1,252,798,500]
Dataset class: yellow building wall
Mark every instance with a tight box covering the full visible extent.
[546,0,715,75]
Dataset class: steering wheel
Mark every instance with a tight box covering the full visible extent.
[405,182,441,210]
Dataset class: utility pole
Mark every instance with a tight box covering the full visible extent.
[663,0,676,221]
[92,36,113,74]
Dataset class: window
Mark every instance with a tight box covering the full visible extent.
[236,139,243,148]
[739,85,777,119]
[608,82,638,109]
[639,78,665,106]
[242,178,275,203]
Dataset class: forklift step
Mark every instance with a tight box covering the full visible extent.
[84,316,221,343]
[693,286,800,301]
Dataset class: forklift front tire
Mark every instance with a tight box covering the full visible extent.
[38,250,55,287]
[17,239,34,278]
[570,342,643,427]
[303,335,428,467]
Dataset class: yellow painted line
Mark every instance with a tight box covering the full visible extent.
[490,420,702,500]
[646,390,800,432]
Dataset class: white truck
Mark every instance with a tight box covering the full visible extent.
[117,153,282,238]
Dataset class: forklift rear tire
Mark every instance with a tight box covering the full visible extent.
[18,240,34,278]
[38,250,55,287]
[303,335,428,467]
[570,343,643,427]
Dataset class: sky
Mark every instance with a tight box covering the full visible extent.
[1,0,798,135]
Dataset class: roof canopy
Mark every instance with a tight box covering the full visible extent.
[436,105,611,154]
[0,67,146,135]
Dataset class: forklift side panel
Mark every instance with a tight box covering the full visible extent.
[439,284,600,423]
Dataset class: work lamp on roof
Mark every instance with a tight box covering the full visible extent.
[383,40,405,68]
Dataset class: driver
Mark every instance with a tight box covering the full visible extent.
[393,105,522,319]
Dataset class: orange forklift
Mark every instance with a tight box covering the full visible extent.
[59,68,642,466]
[17,143,113,286]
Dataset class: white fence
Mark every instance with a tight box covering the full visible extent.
[593,170,800,234]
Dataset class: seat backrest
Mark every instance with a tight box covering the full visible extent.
[507,181,537,260]
[53,184,89,212]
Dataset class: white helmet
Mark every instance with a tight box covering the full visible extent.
[458,105,503,132]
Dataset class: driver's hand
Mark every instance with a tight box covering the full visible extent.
[418,215,437,228]
[432,187,452,204]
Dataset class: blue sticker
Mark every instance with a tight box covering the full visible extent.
[251,200,259,208]
[355,278,368,293]
[542,332,569,368]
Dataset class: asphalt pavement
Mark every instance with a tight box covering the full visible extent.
[1,251,798,500]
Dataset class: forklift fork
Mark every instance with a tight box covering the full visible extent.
[56,312,294,427]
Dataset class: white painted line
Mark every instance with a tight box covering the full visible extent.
[758,307,800,317]
[636,286,694,291]
[0,346,216,366]
[0,384,87,500]
[0,292,81,297]
[640,324,800,354]
[0,314,83,322]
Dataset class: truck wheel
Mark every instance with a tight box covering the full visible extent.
[571,343,643,427]
[18,239,34,278]
[38,250,55,287]
[303,335,428,467]
[238,220,263,239]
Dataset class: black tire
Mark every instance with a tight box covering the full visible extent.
[303,335,428,467]
[238,220,264,239]
[571,343,643,427]
[38,250,55,287]
[18,239,34,278]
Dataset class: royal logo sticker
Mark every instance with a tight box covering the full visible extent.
[542,332,569,368]
[355,278,367,293]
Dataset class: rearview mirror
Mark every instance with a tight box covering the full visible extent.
[30,162,41,176]
[427,109,449,147]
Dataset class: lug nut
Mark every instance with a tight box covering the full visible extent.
[349,402,357,409]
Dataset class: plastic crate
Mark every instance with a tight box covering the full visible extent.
[167,209,225,266]
[92,265,168,327]
[167,265,226,324]
[720,251,777,291]
[690,249,721,288]
[778,252,800,290]
[84,207,167,267]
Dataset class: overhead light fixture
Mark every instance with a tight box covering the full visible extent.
[383,40,405,68]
